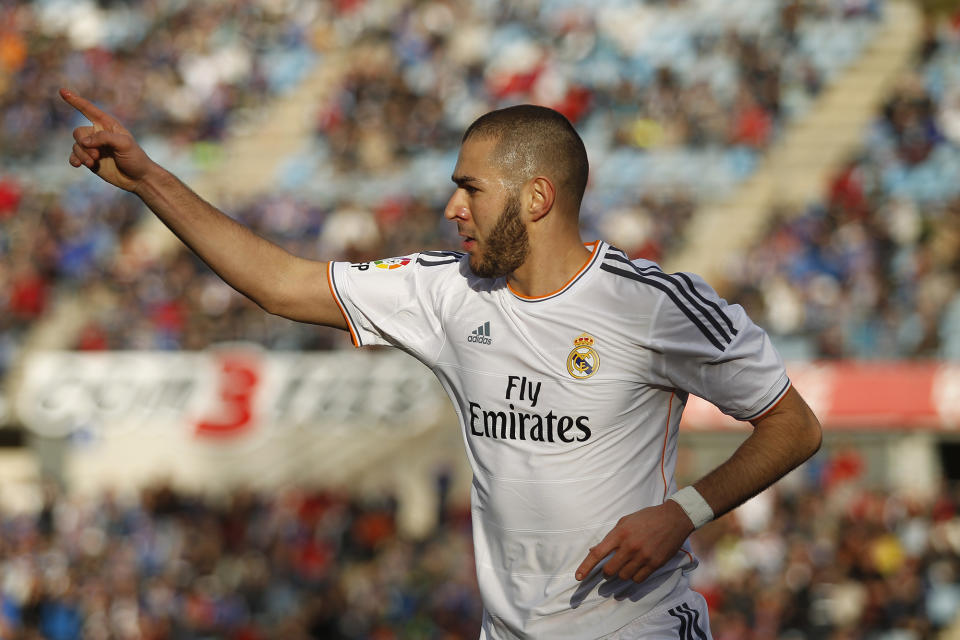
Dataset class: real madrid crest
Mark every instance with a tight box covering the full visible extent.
[567,333,599,380]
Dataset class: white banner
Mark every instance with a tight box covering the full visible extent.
[16,346,448,440]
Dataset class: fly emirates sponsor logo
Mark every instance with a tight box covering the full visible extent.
[467,375,591,444]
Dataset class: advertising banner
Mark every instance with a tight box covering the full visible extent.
[17,351,960,439]
[16,347,447,440]
[682,362,960,431]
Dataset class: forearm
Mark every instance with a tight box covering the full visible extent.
[690,386,822,520]
[134,165,318,318]
[575,389,821,585]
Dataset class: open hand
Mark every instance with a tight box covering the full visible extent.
[60,88,154,193]
[575,500,694,584]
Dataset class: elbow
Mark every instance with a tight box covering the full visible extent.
[259,294,294,320]
[258,288,321,324]
[783,386,823,463]
[250,286,289,319]
[253,275,304,319]
[802,411,823,462]
[808,419,823,459]
[246,290,277,316]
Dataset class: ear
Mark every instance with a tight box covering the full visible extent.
[526,176,555,222]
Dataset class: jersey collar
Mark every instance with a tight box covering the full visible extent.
[507,241,604,303]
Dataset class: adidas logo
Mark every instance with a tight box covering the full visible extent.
[467,321,492,345]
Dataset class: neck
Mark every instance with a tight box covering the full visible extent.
[507,234,593,298]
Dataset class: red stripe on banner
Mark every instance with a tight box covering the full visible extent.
[681,362,960,432]
[826,362,939,428]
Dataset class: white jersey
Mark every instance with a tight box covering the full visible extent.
[328,241,789,639]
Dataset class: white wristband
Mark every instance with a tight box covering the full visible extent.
[668,486,714,529]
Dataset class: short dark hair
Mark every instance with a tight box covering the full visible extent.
[462,105,589,210]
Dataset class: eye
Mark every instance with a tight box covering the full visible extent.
[462,185,478,195]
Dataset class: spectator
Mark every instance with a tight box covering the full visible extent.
[1,473,958,638]
[0,0,888,367]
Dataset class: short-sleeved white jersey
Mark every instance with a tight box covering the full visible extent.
[328,241,790,639]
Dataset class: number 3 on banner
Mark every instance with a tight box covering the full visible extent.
[195,355,260,437]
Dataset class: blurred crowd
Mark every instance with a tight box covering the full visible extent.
[6,2,960,638]
[302,0,880,187]
[1,457,959,639]
[724,18,960,360]
[0,0,329,380]
[0,0,885,363]
[695,464,960,639]
[0,0,321,162]
[0,481,481,640]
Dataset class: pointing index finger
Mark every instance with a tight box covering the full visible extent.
[59,89,116,128]
[576,538,614,581]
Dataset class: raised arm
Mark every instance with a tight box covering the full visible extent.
[60,89,347,329]
[576,385,821,583]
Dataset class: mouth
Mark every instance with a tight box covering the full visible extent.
[459,232,476,252]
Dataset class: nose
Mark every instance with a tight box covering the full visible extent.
[444,189,470,221]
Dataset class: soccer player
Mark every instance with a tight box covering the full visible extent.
[61,89,821,639]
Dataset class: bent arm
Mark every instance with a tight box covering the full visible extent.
[133,167,346,328]
[691,385,822,520]
[576,385,821,584]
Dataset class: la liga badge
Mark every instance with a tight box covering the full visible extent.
[373,257,411,270]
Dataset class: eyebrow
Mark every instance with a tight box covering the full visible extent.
[451,174,481,187]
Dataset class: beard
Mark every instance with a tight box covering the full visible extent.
[469,193,530,279]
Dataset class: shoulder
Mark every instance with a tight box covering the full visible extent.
[415,250,466,268]
[409,250,489,305]
[343,251,466,277]
[332,251,468,303]
[596,245,689,301]
[412,250,473,288]
[416,250,510,293]
[598,246,741,352]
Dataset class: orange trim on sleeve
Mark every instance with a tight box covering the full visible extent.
[661,389,696,564]
[327,262,360,348]
[660,391,674,502]
[507,241,600,300]
[750,382,793,422]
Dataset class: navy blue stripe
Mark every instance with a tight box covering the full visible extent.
[668,607,690,640]
[421,250,464,258]
[674,271,737,335]
[600,264,726,351]
[604,250,736,336]
[743,379,791,421]
[330,267,363,347]
[680,603,708,640]
[677,605,696,640]
[417,257,459,267]
[605,252,734,343]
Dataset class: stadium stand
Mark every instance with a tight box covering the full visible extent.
[1,0,320,163]
[0,0,888,366]
[0,481,483,639]
[693,472,960,638]
[6,1,960,639]
[1,470,958,638]
[723,15,960,361]
[0,0,334,388]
